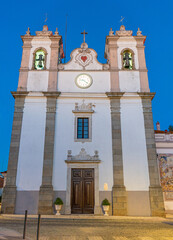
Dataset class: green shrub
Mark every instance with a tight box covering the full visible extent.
[54,197,63,205]
[102,198,110,206]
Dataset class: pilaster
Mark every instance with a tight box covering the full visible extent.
[139,93,165,217]
[135,37,150,92]
[38,92,60,214]
[48,36,62,91]
[1,92,28,213]
[106,92,127,216]
[105,35,120,92]
[18,36,33,91]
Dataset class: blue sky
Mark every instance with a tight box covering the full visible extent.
[1,0,173,171]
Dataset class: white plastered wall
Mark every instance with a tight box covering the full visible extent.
[120,94,150,191]
[52,97,113,191]
[16,96,46,191]
[57,72,110,93]
[117,37,140,92]
[27,39,51,91]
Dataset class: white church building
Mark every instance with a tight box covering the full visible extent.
[1,25,165,216]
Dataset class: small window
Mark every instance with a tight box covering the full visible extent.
[34,50,45,70]
[121,49,135,70]
[77,118,89,139]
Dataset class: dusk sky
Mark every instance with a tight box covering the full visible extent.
[1,0,173,171]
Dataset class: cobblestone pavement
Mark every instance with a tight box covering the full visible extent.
[0,215,173,240]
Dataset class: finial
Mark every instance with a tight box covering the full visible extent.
[109,28,114,36]
[43,25,48,32]
[120,25,126,31]
[137,27,143,36]
[25,27,30,36]
[54,28,59,36]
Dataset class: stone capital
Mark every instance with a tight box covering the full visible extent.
[43,91,61,98]
[138,92,155,100]
[106,92,124,99]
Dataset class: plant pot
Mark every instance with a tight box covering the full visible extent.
[55,204,62,215]
[103,205,109,216]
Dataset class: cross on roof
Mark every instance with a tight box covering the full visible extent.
[81,30,88,43]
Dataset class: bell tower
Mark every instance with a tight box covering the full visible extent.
[105,25,165,217]
[2,25,63,214]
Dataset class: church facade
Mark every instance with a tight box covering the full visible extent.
[1,25,165,216]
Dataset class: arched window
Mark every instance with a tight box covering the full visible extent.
[33,49,46,70]
[121,49,134,70]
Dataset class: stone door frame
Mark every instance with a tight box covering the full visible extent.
[65,162,100,215]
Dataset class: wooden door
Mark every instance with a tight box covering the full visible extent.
[71,169,94,214]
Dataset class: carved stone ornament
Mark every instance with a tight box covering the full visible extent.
[102,64,109,70]
[36,25,53,37]
[109,28,114,36]
[66,148,100,161]
[137,28,143,36]
[75,43,93,68]
[54,28,59,36]
[72,100,94,113]
[57,63,64,70]
[116,25,133,37]
[25,27,31,36]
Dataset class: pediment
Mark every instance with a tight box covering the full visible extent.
[58,42,109,71]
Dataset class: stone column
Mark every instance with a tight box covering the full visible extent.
[1,92,28,213]
[106,92,127,216]
[139,93,165,217]
[38,92,60,214]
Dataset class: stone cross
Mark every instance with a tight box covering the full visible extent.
[81,30,88,43]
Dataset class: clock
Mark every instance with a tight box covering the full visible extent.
[75,74,93,89]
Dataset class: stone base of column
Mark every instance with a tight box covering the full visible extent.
[94,205,101,215]
[38,185,54,215]
[65,205,71,214]
[1,186,16,214]
[149,186,166,217]
[112,185,127,216]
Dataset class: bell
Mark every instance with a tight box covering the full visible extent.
[38,61,43,68]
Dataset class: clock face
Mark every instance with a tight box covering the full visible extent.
[75,74,93,89]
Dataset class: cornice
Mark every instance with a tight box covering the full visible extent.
[21,36,34,42]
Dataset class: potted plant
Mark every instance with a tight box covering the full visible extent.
[54,197,63,215]
[102,198,110,216]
